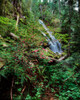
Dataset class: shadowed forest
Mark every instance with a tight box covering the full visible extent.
[0,0,80,100]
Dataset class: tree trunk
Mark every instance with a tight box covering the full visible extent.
[43,0,48,4]
[0,0,5,16]
[78,0,80,14]
[0,0,3,15]
[58,0,61,17]
[15,14,19,31]
[13,0,22,17]
[58,0,61,26]
[67,0,73,56]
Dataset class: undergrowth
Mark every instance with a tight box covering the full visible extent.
[0,16,80,100]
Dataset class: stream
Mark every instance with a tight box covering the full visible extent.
[38,19,63,54]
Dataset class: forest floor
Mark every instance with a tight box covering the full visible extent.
[0,17,80,100]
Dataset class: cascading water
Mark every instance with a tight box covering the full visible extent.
[38,19,62,54]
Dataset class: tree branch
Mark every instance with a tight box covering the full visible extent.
[51,55,68,63]
[10,77,14,100]
[10,32,19,40]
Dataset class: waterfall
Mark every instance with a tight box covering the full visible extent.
[38,19,62,54]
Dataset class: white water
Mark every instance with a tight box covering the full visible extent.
[39,19,62,54]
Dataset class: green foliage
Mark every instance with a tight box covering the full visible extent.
[45,53,80,100]
[0,17,10,36]
[32,0,54,22]
[0,0,80,100]
[32,0,41,19]
[61,2,80,52]
[0,0,13,16]
[0,16,16,37]
[0,38,80,99]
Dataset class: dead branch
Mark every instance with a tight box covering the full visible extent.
[15,14,19,31]
[10,32,19,40]
[51,55,68,63]
[57,55,68,62]
[0,35,2,38]
[21,86,26,94]
[10,77,14,100]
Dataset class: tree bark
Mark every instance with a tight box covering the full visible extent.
[15,14,19,31]
[78,0,80,14]
[67,0,73,56]
[0,0,5,16]
[58,0,61,26]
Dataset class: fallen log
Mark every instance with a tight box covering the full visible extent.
[57,55,68,62]
[50,55,68,63]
